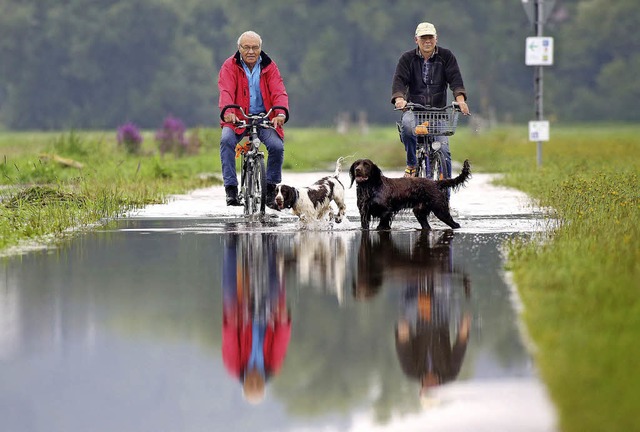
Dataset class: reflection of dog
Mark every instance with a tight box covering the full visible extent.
[287,232,351,304]
[349,159,471,230]
[353,230,468,300]
[275,158,346,224]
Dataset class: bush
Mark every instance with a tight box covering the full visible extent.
[116,122,143,155]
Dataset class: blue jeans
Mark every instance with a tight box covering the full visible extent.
[220,126,284,187]
[400,111,452,177]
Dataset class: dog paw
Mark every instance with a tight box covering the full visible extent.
[376,225,392,231]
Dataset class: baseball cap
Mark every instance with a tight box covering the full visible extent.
[415,22,437,37]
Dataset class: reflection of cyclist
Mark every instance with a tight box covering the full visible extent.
[352,230,472,397]
[218,30,289,207]
[222,234,291,404]
[392,231,471,398]
[395,289,471,398]
[391,22,469,178]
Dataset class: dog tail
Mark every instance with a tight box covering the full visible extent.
[334,156,346,178]
[436,159,471,192]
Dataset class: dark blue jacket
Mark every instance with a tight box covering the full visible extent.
[391,47,466,108]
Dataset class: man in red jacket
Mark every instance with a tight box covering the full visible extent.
[218,31,290,207]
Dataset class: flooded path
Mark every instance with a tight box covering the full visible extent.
[0,170,556,431]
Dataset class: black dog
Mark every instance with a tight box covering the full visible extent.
[349,159,471,230]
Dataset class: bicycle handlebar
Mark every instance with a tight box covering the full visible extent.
[394,101,461,112]
[220,104,290,126]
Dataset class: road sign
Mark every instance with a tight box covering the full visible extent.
[529,121,550,141]
[521,0,556,25]
[526,36,554,65]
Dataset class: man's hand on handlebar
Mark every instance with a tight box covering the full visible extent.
[224,113,238,123]
[394,97,407,110]
[455,97,470,115]
[272,114,286,128]
[458,101,470,115]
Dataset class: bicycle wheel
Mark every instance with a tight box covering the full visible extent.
[253,154,267,215]
[429,150,450,181]
[243,157,254,216]
[415,143,428,178]
[416,153,428,178]
[244,154,266,215]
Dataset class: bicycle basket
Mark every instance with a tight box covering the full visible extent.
[413,107,459,136]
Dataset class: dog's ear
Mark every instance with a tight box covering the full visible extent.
[349,161,357,188]
[283,185,298,207]
[371,161,382,180]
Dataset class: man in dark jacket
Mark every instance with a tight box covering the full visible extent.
[218,31,289,206]
[391,22,470,178]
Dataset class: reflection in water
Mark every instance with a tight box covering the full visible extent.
[354,230,472,400]
[222,233,291,404]
[0,218,552,431]
[285,231,351,304]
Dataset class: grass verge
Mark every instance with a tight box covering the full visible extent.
[0,130,221,253]
[455,124,640,432]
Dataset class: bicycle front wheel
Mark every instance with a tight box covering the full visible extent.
[244,154,266,215]
[416,153,428,179]
[415,143,428,178]
[429,150,450,181]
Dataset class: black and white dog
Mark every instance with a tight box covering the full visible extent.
[274,157,347,224]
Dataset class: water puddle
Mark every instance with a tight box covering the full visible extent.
[0,217,555,431]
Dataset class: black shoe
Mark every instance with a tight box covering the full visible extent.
[225,185,242,206]
[265,183,278,210]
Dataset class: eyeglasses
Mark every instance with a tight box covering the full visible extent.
[240,45,261,52]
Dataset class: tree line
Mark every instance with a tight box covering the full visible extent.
[0,0,637,130]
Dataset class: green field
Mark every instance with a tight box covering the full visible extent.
[1,124,639,432]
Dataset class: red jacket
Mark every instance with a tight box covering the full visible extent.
[222,315,292,379]
[218,51,289,138]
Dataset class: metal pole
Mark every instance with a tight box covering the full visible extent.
[535,0,544,166]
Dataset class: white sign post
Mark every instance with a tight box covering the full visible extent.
[526,36,554,66]
[523,0,556,166]
[529,120,550,142]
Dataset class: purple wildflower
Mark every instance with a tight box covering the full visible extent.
[116,122,143,154]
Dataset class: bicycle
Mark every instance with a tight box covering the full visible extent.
[220,105,289,216]
[396,102,461,181]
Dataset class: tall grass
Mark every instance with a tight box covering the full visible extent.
[0,131,219,252]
